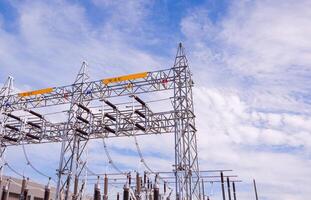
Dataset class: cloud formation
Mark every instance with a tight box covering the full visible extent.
[0,0,310,200]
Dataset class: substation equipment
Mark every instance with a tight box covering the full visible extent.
[0,44,239,200]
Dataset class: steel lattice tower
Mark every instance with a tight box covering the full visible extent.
[0,76,14,158]
[173,43,200,200]
[0,43,201,200]
[55,62,93,200]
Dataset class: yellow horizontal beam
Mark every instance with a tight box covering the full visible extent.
[18,87,54,97]
[102,72,148,85]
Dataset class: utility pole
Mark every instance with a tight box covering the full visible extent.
[253,179,258,200]
[220,172,226,200]
[226,177,231,200]
[232,182,237,200]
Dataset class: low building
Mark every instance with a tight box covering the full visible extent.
[0,176,55,200]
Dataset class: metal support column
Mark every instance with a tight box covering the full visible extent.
[253,179,258,200]
[226,177,231,200]
[55,62,92,200]
[173,43,201,200]
[0,77,14,161]
[232,182,237,200]
[220,172,226,200]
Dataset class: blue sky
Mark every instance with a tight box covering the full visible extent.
[0,0,311,200]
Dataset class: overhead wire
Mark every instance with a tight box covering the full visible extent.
[3,159,24,178]
[102,138,125,175]
[21,143,56,183]
[99,99,127,176]
[129,88,173,193]
[19,116,56,183]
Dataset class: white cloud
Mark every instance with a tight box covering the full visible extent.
[0,0,165,90]
[1,0,310,199]
[182,0,311,113]
[194,87,311,199]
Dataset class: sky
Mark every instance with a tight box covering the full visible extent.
[0,0,311,200]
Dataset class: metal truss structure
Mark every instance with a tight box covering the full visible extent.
[0,43,201,200]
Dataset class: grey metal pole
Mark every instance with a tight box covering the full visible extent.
[201,179,205,200]
[253,179,258,200]
[73,175,79,200]
[232,182,237,200]
[226,177,231,200]
[220,172,226,200]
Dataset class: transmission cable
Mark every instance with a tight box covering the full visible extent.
[100,100,127,176]
[129,90,172,192]
[102,138,126,175]
[2,159,24,178]
[20,117,56,183]
[21,143,56,183]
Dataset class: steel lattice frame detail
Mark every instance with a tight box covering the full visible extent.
[0,44,201,200]
[0,77,14,158]
[55,62,93,200]
[173,44,200,200]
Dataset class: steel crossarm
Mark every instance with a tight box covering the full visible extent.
[1,68,179,111]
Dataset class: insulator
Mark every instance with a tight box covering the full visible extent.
[76,128,88,136]
[27,121,41,129]
[77,116,89,124]
[128,174,131,186]
[123,185,129,200]
[3,135,17,142]
[133,96,146,106]
[144,172,147,185]
[22,189,28,200]
[147,179,150,189]
[20,177,27,200]
[5,113,21,121]
[104,174,108,200]
[1,185,8,200]
[104,126,116,133]
[44,186,50,200]
[135,123,146,132]
[44,178,51,200]
[77,103,91,113]
[104,113,116,121]
[26,133,40,140]
[94,183,101,200]
[153,184,159,200]
[164,182,167,193]
[28,110,44,119]
[134,110,146,118]
[136,173,141,195]
[104,100,117,110]
[4,124,19,132]
[117,193,120,200]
